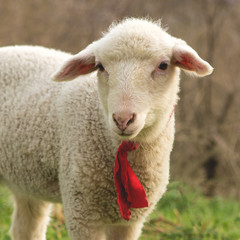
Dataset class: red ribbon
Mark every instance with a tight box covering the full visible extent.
[114,141,148,221]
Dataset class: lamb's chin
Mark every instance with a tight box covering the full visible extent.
[112,129,141,141]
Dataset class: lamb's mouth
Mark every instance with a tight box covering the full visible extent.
[114,129,141,139]
[121,132,133,137]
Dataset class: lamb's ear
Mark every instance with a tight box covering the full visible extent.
[172,43,213,77]
[53,48,97,82]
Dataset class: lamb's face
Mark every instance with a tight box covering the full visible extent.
[93,22,181,141]
[53,18,213,142]
[96,50,180,141]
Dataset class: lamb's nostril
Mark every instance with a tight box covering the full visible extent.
[112,114,119,126]
[126,113,136,126]
[112,112,136,131]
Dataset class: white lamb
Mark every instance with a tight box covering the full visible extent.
[0,18,213,240]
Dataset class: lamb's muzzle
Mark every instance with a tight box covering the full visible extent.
[112,112,136,132]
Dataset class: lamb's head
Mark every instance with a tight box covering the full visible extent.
[53,18,213,142]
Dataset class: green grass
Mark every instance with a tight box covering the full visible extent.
[0,182,240,240]
[140,182,240,240]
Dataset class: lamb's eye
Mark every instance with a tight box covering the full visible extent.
[97,63,105,72]
[158,62,168,70]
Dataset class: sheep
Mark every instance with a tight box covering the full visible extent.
[0,18,213,240]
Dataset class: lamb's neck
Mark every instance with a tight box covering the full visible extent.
[130,119,175,166]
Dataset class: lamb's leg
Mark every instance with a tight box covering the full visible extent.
[10,194,51,240]
[61,192,106,240]
[106,222,143,240]
[67,224,106,240]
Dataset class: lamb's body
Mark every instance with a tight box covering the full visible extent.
[0,19,212,240]
[0,45,173,237]
[0,46,65,201]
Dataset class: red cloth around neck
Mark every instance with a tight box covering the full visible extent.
[114,141,148,221]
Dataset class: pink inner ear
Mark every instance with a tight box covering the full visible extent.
[175,54,204,72]
[57,60,96,80]
[77,63,96,74]
[175,55,194,71]
[173,44,213,76]
[68,58,96,75]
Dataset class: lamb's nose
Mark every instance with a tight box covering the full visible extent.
[112,112,136,131]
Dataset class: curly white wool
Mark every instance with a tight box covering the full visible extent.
[0,18,212,240]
